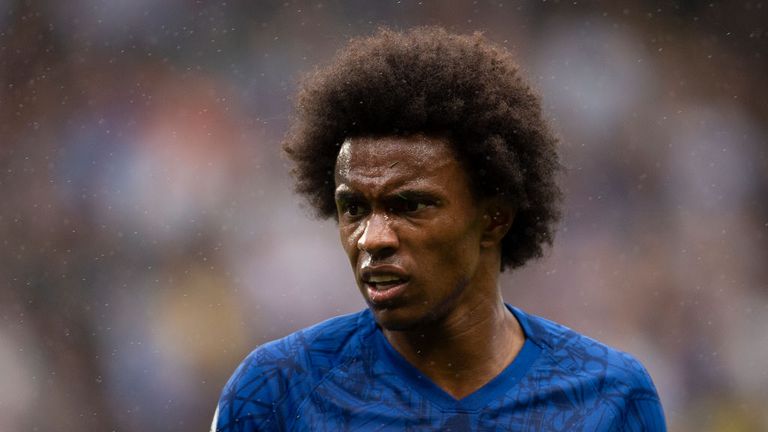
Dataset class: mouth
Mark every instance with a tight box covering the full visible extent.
[360,268,410,305]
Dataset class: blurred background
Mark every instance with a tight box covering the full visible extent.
[1,0,766,430]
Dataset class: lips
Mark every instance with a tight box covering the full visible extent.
[367,274,407,287]
[360,266,410,305]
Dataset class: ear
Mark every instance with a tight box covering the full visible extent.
[480,201,514,249]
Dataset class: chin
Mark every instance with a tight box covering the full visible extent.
[370,306,431,332]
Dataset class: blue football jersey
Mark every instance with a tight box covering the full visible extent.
[213,306,665,431]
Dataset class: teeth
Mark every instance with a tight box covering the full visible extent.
[368,275,402,284]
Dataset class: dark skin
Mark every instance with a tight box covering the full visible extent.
[334,135,525,399]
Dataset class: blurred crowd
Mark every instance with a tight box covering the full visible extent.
[1,1,766,431]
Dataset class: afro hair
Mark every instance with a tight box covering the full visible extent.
[283,26,561,270]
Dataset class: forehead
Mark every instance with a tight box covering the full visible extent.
[334,135,463,189]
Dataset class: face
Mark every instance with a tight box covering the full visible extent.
[334,136,495,331]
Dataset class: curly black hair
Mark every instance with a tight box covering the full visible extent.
[283,26,561,270]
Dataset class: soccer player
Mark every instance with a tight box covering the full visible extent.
[212,27,666,431]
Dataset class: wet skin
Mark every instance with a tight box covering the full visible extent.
[334,135,525,399]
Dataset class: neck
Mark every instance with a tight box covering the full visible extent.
[382,290,525,399]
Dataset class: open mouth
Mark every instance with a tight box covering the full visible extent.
[366,274,408,289]
[361,271,410,304]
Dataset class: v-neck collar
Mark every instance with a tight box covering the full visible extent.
[368,305,542,412]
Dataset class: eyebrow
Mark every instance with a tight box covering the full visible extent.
[392,189,441,202]
[334,189,361,202]
[334,187,442,203]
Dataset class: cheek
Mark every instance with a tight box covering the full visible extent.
[339,223,363,258]
[421,220,482,271]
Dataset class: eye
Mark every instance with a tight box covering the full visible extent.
[389,195,433,214]
[347,203,362,216]
[404,200,427,212]
[338,200,368,218]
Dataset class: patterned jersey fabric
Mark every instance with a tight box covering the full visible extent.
[213,306,666,431]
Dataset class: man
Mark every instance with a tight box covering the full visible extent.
[213,27,666,431]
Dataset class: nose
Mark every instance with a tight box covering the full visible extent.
[357,212,399,257]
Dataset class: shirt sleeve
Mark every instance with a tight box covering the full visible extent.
[213,347,290,432]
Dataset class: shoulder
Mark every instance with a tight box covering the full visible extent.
[513,307,666,429]
[513,306,659,398]
[214,310,372,432]
[243,309,367,372]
